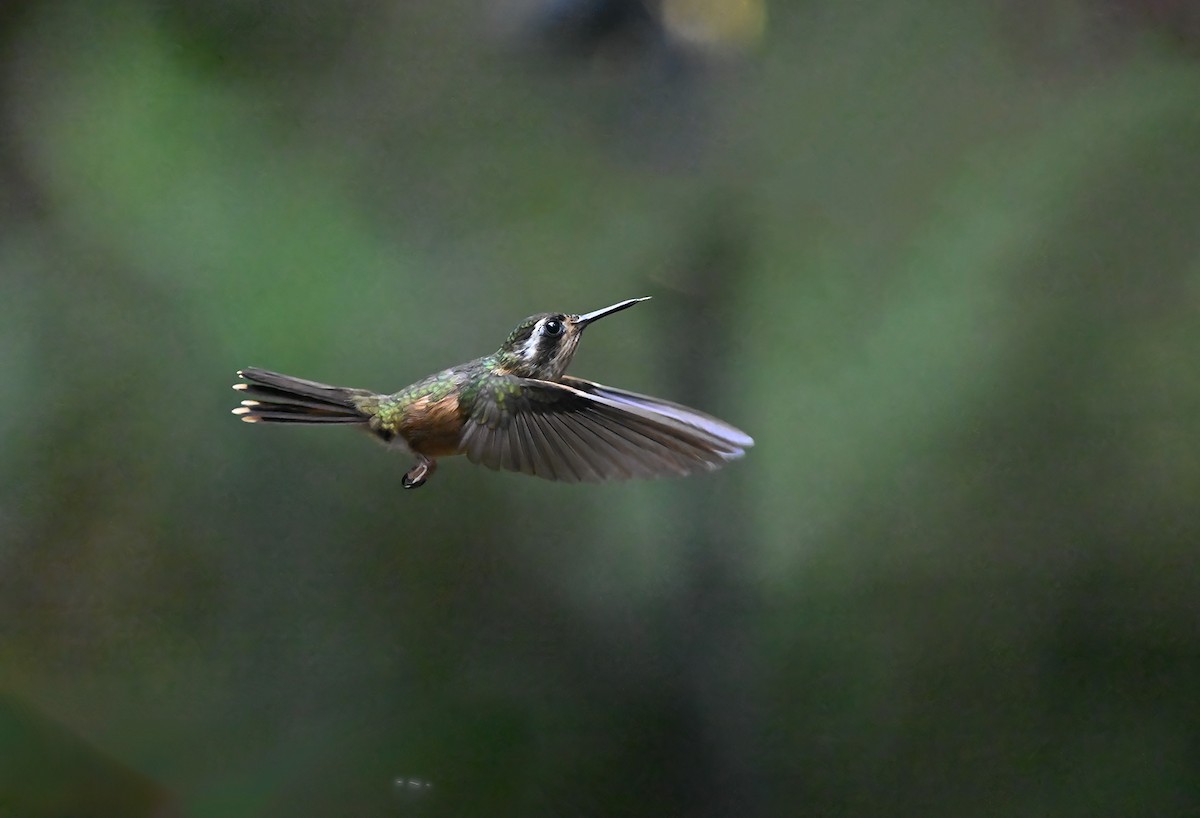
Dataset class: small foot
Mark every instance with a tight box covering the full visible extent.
[402,457,436,489]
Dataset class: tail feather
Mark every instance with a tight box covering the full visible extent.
[232,367,374,424]
[234,385,349,412]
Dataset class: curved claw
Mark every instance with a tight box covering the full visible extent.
[402,456,436,489]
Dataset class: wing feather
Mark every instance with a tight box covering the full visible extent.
[462,420,498,470]
[542,412,606,482]
[561,376,754,450]
[588,410,681,479]
[567,413,641,479]
[510,411,537,476]
[580,409,708,471]
[523,407,559,477]
[496,423,512,471]
[526,413,572,482]
[583,407,720,477]
[461,374,751,483]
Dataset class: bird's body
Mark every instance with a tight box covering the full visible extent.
[233,298,752,488]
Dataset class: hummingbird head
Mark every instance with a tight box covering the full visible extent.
[496,297,651,380]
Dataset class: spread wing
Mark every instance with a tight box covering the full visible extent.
[460,375,754,483]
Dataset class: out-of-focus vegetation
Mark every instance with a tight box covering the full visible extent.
[2,1,1199,816]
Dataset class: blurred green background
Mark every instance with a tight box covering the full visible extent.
[2,1,1199,816]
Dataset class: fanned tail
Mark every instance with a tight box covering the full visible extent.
[232,367,375,424]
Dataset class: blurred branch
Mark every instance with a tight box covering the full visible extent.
[0,693,178,818]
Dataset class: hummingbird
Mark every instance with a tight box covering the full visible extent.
[232,297,753,489]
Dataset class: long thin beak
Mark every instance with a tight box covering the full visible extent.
[576,297,652,326]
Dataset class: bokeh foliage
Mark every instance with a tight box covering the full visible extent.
[1,1,1198,816]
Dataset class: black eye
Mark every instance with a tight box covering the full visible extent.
[543,319,564,336]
